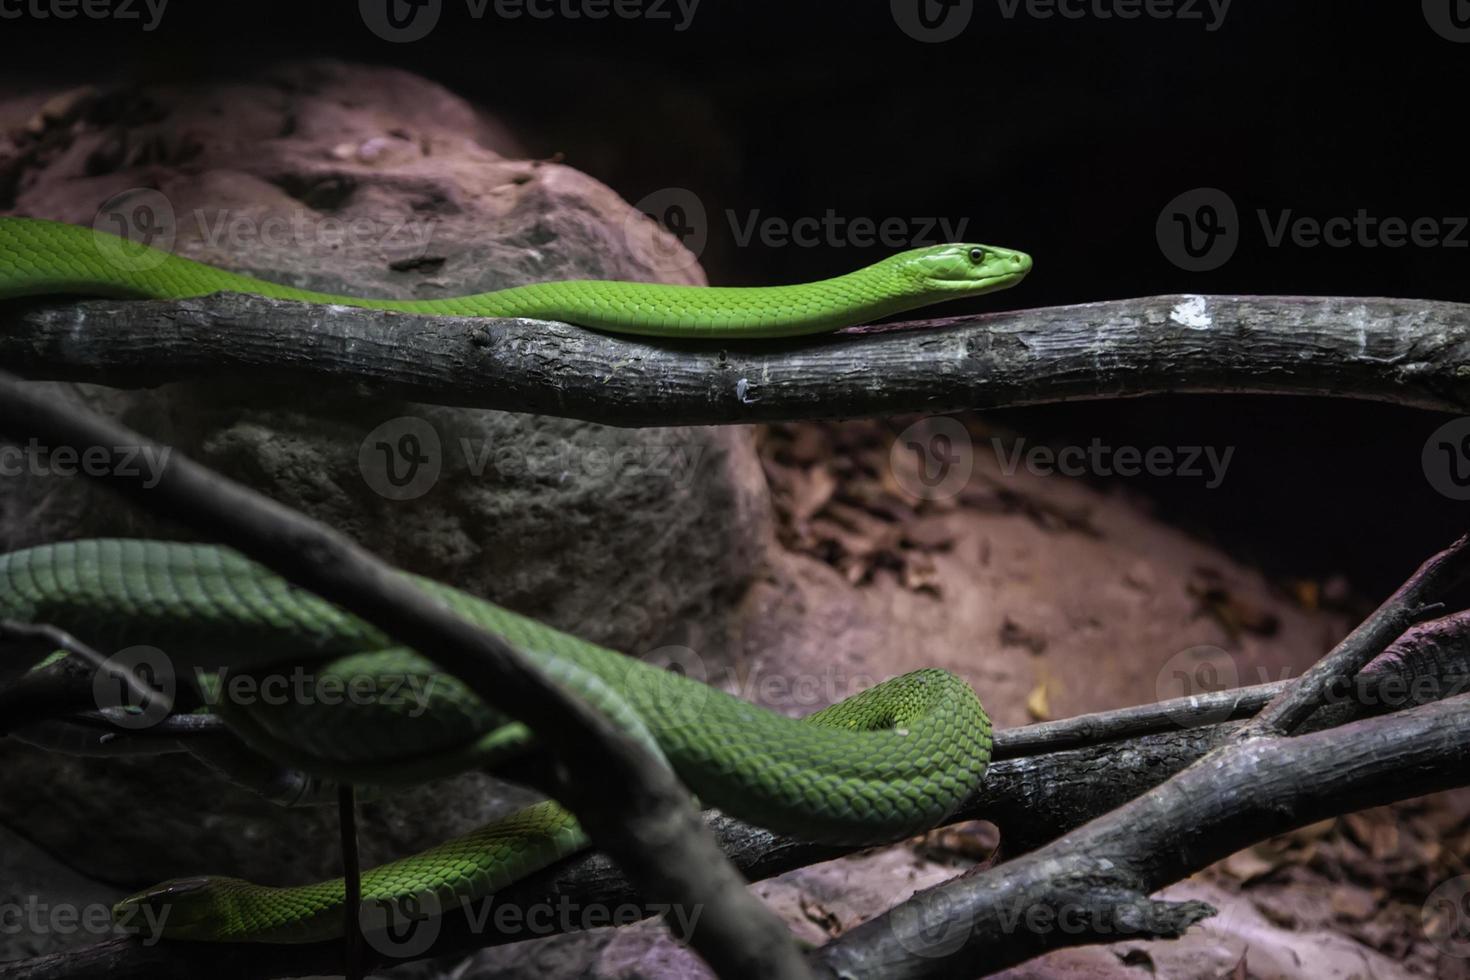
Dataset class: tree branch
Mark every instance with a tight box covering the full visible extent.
[2,293,1467,423]
[0,372,813,980]
[808,536,1470,978]
[8,610,1467,980]
[1238,533,1470,738]
[810,693,1470,979]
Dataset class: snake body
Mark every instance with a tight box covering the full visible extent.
[0,215,1030,337]
[1,540,993,943]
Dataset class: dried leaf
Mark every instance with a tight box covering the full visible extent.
[1026,671,1052,721]
[799,895,843,937]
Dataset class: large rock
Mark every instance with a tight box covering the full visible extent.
[0,59,770,924]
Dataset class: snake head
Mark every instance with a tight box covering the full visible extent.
[898,243,1033,294]
[113,875,236,942]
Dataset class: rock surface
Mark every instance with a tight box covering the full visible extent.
[0,58,769,960]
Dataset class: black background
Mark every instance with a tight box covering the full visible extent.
[4,0,1465,596]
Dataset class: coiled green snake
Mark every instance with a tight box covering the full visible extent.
[0,215,1019,944]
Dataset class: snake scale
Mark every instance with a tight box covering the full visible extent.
[0,214,1023,944]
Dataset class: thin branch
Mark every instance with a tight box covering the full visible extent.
[1239,532,1470,738]
[338,786,363,980]
[0,619,170,723]
[0,371,813,980]
[2,293,1468,423]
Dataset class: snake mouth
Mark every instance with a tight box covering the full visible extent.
[920,267,1031,292]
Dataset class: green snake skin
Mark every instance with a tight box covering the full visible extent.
[0,216,1030,337]
[0,540,993,943]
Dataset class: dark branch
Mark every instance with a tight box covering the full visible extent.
[810,693,1470,979]
[0,619,170,723]
[0,372,813,980]
[2,293,1467,424]
[1239,532,1470,738]
[809,538,1470,978]
[8,610,1468,980]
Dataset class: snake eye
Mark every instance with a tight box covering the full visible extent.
[968,247,986,264]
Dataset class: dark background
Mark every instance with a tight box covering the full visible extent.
[4,0,1465,596]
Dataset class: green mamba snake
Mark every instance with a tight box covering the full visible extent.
[0,215,1030,337]
[1,541,993,943]
[0,215,1015,943]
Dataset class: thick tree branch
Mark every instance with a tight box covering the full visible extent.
[809,537,1470,978]
[810,693,1470,979]
[1,293,1467,423]
[0,372,813,980]
[8,611,1467,980]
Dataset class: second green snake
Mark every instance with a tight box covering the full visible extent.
[0,215,1030,337]
[2,540,993,943]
